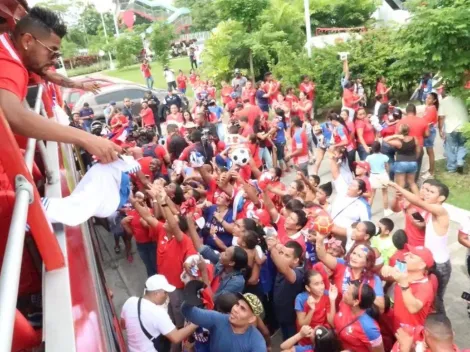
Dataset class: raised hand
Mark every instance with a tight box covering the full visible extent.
[329,285,338,302]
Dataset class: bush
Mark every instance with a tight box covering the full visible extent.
[67,62,110,77]
[113,33,143,68]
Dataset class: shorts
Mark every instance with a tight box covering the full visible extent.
[369,172,390,189]
[424,125,436,148]
[178,88,186,94]
[394,161,418,174]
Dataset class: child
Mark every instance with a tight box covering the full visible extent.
[365,141,391,215]
[371,218,396,266]
[315,182,332,211]
[295,270,334,347]
[388,229,408,267]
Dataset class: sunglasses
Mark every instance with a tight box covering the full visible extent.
[29,34,62,59]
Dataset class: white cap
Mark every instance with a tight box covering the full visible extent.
[144,274,176,293]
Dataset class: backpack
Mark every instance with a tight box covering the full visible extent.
[142,143,157,158]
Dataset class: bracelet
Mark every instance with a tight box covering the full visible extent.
[399,285,410,291]
[161,203,168,207]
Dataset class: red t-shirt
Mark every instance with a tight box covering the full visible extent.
[133,156,153,190]
[299,82,316,101]
[240,125,254,138]
[376,82,389,103]
[189,73,197,85]
[291,128,309,165]
[380,124,397,138]
[242,88,256,105]
[237,105,262,125]
[297,100,312,120]
[221,87,234,105]
[396,116,428,147]
[141,107,155,127]
[355,120,376,145]
[389,249,406,267]
[400,201,425,246]
[126,209,151,243]
[141,64,151,78]
[177,75,187,89]
[248,142,262,168]
[167,112,184,124]
[423,105,438,126]
[110,114,128,133]
[0,34,29,101]
[393,277,434,331]
[295,292,330,346]
[151,222,197,289]
[343,89,359,110]
[207,86,216,99]
[153,145,168,175]
[275,215,306,252]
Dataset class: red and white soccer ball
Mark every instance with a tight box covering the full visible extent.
[313,215,334,235]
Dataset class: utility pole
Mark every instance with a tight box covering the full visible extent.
[304,0,312,58]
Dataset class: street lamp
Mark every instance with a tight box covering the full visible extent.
[93,0,116,69]
[304,0,312,58]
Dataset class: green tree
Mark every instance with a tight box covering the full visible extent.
[61,38,78,58]
[174,0,220,31]
[149,22,176,66]
[112,33,142,68]
[80,4,115,37]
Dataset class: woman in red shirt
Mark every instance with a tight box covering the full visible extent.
[176,69,187,94]
[375,76,391,103]
[295,92,312,121]
[166,104,184,124]
[422,92,439,176]
[221,81,234,108]
[189,69,197,86]
[355,108,376,161]
[140,101,155,128]
[207,79,217,99]
[241,80,256,105]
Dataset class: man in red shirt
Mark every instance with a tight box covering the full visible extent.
[238,116,254,138]
[342,82,361,118]
[140,100,155,128]
[235,99,262,125]
[0,7,120,167]
[140,59,153,89]
[263,71,280,105]
[133,185,197,348]
[381,245,435,331]
[241,80,256,105]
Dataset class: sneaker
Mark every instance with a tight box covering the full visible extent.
[457,166,464,174]
[384,209,394,217]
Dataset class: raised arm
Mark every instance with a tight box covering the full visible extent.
[267,238,297,284]
[315,234,338,271]
[388,182,446,217]
[262,189,280,223]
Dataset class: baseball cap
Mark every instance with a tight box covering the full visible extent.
[110,101,116,106]
[236,293,264,317]
[405,244,434,269]
[145,274,176,293]
[248,209,271,227]
[234,68,240,74]
[354,161,371,174]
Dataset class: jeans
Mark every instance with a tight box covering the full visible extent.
[424,125,437,148]
[357,144,371,161]
[259,104,269,113]
[190,58,198,69]
[178,88,186,94]
[82,119,92,133]
[259,147,273,169]
[275,142,286,162]
[279,322,297,341]
[415,150,424,182]
[145,76,154,89]
[347,149,356,172]
[167,81,177,91]
[434,260,452,315]
[136,242,157,277]
[445,131,467,172]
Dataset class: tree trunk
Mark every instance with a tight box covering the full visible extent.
[249,49,255,84]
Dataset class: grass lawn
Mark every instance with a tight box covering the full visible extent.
[104,57,195,97]
[435,157,470,210]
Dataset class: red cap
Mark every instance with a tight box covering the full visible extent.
[249,209,271,227]
[354,161,371,173]
[405,244,435,269]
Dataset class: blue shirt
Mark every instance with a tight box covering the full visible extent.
[305,242,318,267]
[274,121,287,144]
[320,122,332,145]
[209,106,224,120]
[273,267,304,324]
[256,89,269,106]
[181,304,267,352]
[365,153,389,174]
[202,205,234,249]
[259,253,277,295]
[79,107,94,118]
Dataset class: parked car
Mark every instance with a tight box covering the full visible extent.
[73,84,167,121]
[62,77,115,111]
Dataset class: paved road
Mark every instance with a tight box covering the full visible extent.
[95,131,470,349]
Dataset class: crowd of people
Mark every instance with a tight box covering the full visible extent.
[0,4,469,352]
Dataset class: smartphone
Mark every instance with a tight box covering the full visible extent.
[395,260,407,273]
[462,291,470,301]
[411,212,425,222]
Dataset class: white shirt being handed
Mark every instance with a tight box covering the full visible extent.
[121,296,175,352]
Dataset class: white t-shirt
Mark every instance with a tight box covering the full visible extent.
[331,175,370,229]
[164,69,176,83]
[121,296,175,352]
[438,96,469,133]
[459,215,470,255]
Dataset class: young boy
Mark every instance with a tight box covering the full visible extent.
[267,238,305,341]
[388,179,450,315]
[371,218,396,266]
[388,229,408,267]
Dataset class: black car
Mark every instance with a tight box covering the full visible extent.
[73,84,167,121]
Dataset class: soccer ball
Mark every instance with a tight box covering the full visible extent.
[231,147,250,166]
[313,215,334,235]
[189,151,205,168]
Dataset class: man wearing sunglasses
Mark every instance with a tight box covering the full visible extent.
[0,6,121,164]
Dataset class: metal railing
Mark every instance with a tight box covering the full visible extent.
[0,85,66,352]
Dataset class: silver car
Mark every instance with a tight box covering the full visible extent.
[74,83,167,121]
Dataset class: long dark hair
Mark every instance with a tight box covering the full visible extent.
[242,218,268,252]
[275,108,287,130]
[330,113,349,134]
[429,92,439,110]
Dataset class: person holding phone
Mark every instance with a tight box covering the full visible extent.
[381,245,435,332]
